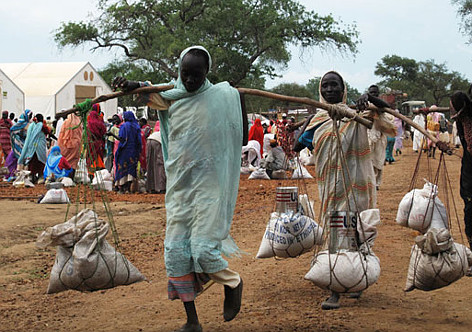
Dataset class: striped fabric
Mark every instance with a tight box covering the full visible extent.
[168,273,210,302]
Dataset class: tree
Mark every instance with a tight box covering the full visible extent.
[55,0,359,87]
[453,0,472,44]
[374,55,469,106]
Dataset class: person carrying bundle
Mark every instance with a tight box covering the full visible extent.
[112,45,248,332]
[294,71,391,310]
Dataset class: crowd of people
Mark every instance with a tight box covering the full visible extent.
[0,105,166,194]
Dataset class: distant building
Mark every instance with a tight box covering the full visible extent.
[0,62,117,119]
[0,68,25,117]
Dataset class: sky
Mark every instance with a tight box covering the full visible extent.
[1,0,472,92]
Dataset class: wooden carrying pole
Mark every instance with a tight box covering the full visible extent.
[56,86,373,128]
[55,85,175,119]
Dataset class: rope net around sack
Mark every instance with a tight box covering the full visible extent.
[256,142,321,260]
[403,134,469,289]
[45,99,139,292]
[309,118,374,294]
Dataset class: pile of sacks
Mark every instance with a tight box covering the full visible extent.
[304,209,382,293]
[36,209,145,293]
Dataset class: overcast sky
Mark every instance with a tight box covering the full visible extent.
[1,0,471,92]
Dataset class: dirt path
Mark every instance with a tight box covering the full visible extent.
[1,141,471,332]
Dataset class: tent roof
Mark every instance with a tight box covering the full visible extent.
[0,62,89,97]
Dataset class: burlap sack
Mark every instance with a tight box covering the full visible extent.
[405,228,472,292]
[36,209,145,293]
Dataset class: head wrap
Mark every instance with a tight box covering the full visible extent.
[159,45,213,101]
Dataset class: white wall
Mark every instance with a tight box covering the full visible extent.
[0,70,24,117]
[56,63,117,119]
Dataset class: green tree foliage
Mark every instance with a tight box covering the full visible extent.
[55,0,359,87]
[453,0,472,43]
[374,55,469,106]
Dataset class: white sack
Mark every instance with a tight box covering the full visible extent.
[396,181,448,233]
[74,158,90,184]
[256,212,323,258]
[305,249,381,293]
[292,164,313,179]
[92,169,113,184]
[299,148,316,166]
[61,177,76,187]
[36,209,145,294]
[299,194,315,219]
[248,168,270,180]
[358,209,381,246]
[405,228,472,292]
[12,170,35,188]
[40,189,70,204]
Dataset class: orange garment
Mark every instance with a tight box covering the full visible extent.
[58,113,83,169]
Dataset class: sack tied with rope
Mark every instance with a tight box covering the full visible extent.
[405,228,472,292]
[396,181,448,233]
[304,209,382,293]
[36,209,145,294]
[256,211,323,259]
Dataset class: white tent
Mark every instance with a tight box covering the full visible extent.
[0,68,25,117]
[0,62,117,120]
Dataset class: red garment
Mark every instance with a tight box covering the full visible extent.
[58,157,71,170]
[139,124,152,171]
[0,116,12,156]
[248,118,264,156]
[86,110,107,169]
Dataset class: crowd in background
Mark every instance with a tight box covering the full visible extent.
[0,105,166,194]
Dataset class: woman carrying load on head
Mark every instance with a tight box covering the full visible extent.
[58,113,83,170]
[4,109,32,180]
[114,111,142,193]
[293,71,394,310]
[86,103,106,172]
[111,45,248,332]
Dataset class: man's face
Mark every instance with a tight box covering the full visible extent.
[320,73,344,104]
[180,53,208,92]
[368,86,380,97]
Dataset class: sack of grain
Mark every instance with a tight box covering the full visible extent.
[292,164,313,179]
[39,188,69,204]
[74,158,90,184]
[405,228,472,292]
[36,209,145,294]
[396,181,448,233]
[256,212,323,258]
[305,248,381,293]
[12,170,35,188]
[248,168,270,180]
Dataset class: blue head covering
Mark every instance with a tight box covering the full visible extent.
[43,146,72,179]
[159,45,213,101]
[11,109,31,133]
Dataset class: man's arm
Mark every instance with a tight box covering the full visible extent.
[239,92,248,146]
